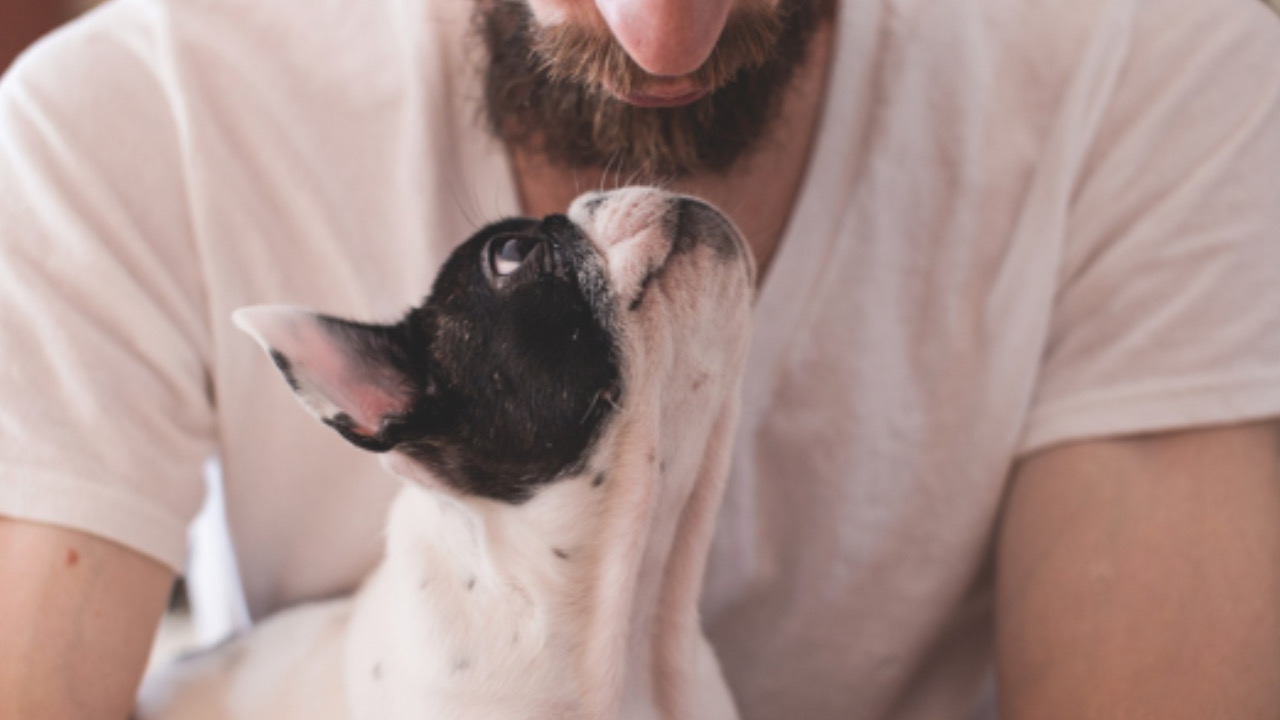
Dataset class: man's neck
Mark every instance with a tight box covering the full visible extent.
[511,17,835,282]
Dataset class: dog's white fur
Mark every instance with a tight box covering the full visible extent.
[135,188,754,720]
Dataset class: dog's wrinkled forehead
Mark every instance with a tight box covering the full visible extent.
[568,187,752,313]
[575,189,743,260]
[237,189,750,504]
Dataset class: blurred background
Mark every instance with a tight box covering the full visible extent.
[1,0,95,72]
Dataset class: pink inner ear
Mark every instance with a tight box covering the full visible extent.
[299,344,409,436]
[234,306,413,435]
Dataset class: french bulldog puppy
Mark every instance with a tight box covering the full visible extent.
[136,187,754,720]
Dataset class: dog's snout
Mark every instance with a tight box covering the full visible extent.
[566,189,754,309]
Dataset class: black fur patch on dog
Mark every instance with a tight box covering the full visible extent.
[326,215,622,503]
[668,198,740,259]
[269,350,302,392]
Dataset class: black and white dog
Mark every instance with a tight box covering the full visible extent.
[136,188,754,720]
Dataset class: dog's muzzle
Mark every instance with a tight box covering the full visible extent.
[567,189,753,309]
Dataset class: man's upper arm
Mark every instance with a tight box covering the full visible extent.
[0,518,174,720]
[0,3,211,568]
[996,421,1280,719]
[0,10,213,716]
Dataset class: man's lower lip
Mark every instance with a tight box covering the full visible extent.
[616,89,708,108]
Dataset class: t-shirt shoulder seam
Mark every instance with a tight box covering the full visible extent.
[0,466,190,571]
[1019,369,1280,456]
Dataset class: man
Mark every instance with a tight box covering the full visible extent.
[1,0,1279,718]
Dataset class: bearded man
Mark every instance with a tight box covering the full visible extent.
[1,0,1279,718]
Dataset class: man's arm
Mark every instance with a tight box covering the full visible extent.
[996,421,1280,718]
[0,518,174,720]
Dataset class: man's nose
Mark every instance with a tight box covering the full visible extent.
[593,0,739,76]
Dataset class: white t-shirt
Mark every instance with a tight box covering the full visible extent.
[2,0,1279,717]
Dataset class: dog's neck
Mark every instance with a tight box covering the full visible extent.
[363,379,739,719]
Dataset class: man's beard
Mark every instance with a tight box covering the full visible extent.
[479,0,834,179]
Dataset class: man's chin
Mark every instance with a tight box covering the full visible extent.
[480,0,832,177]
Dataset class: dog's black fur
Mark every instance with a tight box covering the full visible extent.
[295,214,623,504]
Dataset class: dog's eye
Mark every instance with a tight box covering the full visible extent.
[489,235,541,277]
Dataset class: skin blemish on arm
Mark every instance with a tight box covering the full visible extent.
[65,548,79,567]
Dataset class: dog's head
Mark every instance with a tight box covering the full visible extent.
[236,188,754,503]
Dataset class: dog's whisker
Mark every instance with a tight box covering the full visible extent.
[579,387,611,424]
[602,151,622,192]
[449,181,483,232]
[602,390,621,411]
[577,165,600,197]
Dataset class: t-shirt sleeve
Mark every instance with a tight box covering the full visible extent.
[1019,0,1280,456]
[0,4,214,571]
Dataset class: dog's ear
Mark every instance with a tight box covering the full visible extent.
[233,305,424,452]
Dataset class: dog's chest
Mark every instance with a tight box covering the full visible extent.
[343,483,605,719]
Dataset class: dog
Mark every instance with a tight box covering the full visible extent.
[135,187,755,720]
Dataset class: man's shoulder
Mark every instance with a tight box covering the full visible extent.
[849,0,1280,144]
[879,0,1277,80]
